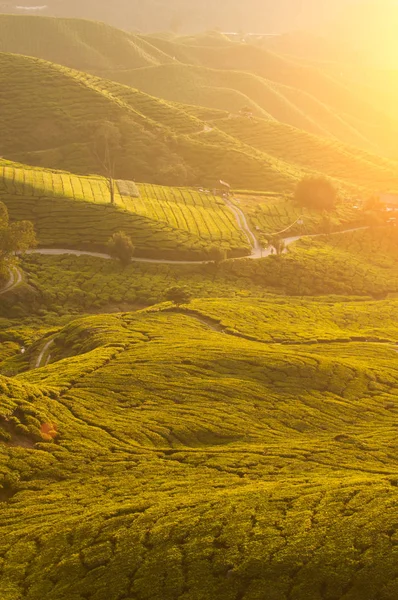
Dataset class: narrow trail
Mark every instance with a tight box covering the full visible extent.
[0,265,23,297]
[35,338,55,369]
[224,197,263,258]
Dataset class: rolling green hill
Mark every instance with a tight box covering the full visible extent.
[1,302,398,599]
[107,62,371,146]
[0,52,303,192]
[1,52,398,196]
[1,14,398,160]
[0,160,249,258]
[0,14,172,71]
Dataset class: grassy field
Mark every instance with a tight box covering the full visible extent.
[1,304,398,598]
[0,160,249,257]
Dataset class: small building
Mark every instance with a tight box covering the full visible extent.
[380,193,398,212]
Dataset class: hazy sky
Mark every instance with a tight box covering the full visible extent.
[0,0,369,30]
[4,0,398,48]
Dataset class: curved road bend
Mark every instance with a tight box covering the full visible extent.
[35,338,55,369]
[25,227,366,265]
[0,265,23,296]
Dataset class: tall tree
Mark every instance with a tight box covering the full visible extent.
[92,122,121,205]
[0,201,37,276]
[294,176,338,212]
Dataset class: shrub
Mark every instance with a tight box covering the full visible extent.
[107,231,135,265]
[165,286,192,305]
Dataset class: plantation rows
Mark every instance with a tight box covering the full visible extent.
[224,236,398,298]
[0,163,114,203]
[1,310,398,598]
[3,195,213,258]
[177,297,398,344]
[86,74,203,135]
[235,193,360,240]
[10,255,265,317]
[218,117,398,192]
[0,162,249,254]
[6,224,398,318]
[131,184,247,247]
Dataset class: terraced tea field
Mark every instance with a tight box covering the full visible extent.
[233,192,361,241]
[128,184,247,248]
[1,305,398,599]
[2,50,398,194]
[0,161,249,258]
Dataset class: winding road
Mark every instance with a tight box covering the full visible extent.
[224,197,263,258]
[0,199,366,298]
[24,227,365,264]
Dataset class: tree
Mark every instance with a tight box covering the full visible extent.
[0,202,36,278]
[107,232,135,265]
[294,176,338,212]
[92,122,121,204]
[0,203,36,260]
[320,212,333,235]
[266,235,286,256]
[165,286,192,306]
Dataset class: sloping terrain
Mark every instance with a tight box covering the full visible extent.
[0,160,248,258]
[0,52,303,192]
[1,305,398,599]
[2,11,398,600]
[1,15,398,159]
[106,62,375,149]
[1,53,398,195]
[0,14,172,71]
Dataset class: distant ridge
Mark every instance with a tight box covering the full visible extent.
[1,51,397,194]
[1,14,398,160]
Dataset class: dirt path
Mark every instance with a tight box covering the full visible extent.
[224,197,263,257]
[0,265,23,296]
[35,338,55,369]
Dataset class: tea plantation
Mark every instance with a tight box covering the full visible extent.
[0,160,249,258]
[2,13,398,600]
[2,51,398,193]
[1,305,398,599]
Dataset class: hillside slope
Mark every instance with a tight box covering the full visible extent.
[107,62,370,146]
[1,306,398,598]
[1,15,398,158]
[0,14,172,70]
[0,52,303,192]
[0,160,249,258]
[1,52,397,195]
